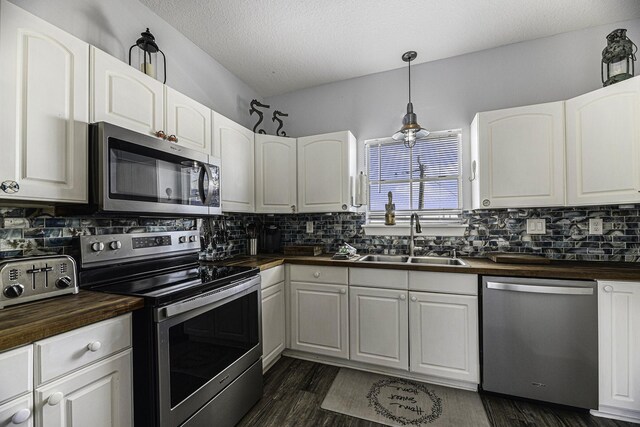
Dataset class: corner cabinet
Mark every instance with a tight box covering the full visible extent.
[289,266,349,359]
[594,281,640,423]
[91,46,164,138]
[566,77,640,206]
[255,134,297,213]
[470,102,565,209]
[212,112,255,212]
[0,0,88,203]
[297,131,357,213]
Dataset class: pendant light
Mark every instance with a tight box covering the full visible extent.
[392,51,429,148]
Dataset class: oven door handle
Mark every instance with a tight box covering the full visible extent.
[158,275,260,321]
[198,163,215,206]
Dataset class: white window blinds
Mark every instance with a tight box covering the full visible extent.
[366,131,462,223]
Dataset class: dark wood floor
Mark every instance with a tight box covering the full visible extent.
[239,356,637,427]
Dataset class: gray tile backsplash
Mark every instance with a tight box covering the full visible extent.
[2,204,640,262]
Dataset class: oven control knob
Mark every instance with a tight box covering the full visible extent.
[189,235,197,243]
[55,276,72,289]
[109,241,122,250]
[91,242,105,252]
[3,284,24,298]
[179,236,186,244]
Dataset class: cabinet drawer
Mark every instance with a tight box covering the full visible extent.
[0,345,32,405]
[349,268,408,290]
[34,314,131,385]
[409,272,478,295]
[289,265,348,285]
[260,265,285,290]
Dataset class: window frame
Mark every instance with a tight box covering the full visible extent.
[364,129,463,225]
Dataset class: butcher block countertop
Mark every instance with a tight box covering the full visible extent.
[0,291,144,352]
[209,254,640,282]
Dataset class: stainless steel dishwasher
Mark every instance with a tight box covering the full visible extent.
[482,276,598,409]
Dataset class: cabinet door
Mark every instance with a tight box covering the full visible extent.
[297,131,356,213]
[349,287,408,370]
[566,77,640,206]
[261,281,285,371]
[255,134,297,213]
[471,102,565,209]
[91,46,164,137]
[35,350,132,427]
[212,112,255,212]
[0,1,88,203]
[290,281,349,359]
[0,394,33,427]
[598,281,640,415]
[0,345,32,405]
[165,87,211,153]
[409,292,479,384]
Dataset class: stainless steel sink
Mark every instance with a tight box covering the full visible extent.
[357,255,409,263]
[408,256,469,266]
[356,254,468,266]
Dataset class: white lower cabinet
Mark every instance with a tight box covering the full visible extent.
[595,281,640,423]
[35,350,132,427]
[0,394,33,427]
[262,281,286,372]
[409,291,479,384]
[290,281,349,359]
[349,286,408,370]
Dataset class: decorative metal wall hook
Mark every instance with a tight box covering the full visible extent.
[272,110,289,136]
[249,99,270,134]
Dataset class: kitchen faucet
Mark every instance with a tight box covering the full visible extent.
[409,213,422,257]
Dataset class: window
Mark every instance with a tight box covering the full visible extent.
[366,130,462,224]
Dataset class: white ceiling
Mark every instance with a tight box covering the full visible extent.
[139,0,640,97]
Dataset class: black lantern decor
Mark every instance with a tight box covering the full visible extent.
[601,29,637,87]
[129,28,166,84]
[392,51,429,149]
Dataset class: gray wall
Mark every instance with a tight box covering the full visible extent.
[8,0,261,128]
[265,19,640,208]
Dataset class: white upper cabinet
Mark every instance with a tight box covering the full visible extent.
[0,0,88,203]
[165,86,211,153]
[471,102,565,209]
[255,134,297,213]
[91,46,164,137]
[566,77,640,206]
[212,112,255,212]
[297,131,357,213]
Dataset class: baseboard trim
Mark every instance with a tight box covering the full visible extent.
[282,349,479,392]
[591,407,640,424]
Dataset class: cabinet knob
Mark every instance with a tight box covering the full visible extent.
[410,296,417,302]
[87,341,102,352]
[11,408,31,424]
[167,134,178,143]
[313,272,320,278]
[0,180,19,194]
[155,130,167,139]
[47,392,64,406]
[291,205,296,213]
[339,288,346,294]
[603,285,614,293]
[399,294,406,300]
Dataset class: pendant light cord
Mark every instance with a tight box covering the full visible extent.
[408,58,411,103]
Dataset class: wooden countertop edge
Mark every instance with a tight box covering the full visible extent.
[0,291,144,352]
[212,255,640,281]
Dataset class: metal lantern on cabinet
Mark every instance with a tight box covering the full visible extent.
[601,29,637,87]
[129,28,167,84]
[392,51,429,149]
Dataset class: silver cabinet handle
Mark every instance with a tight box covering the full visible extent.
[198,163,215,206]
[291,205,297,213]
[603,285,613,293]
[468,160,477,182]
[0,180,19,194]
[486,281,594,295]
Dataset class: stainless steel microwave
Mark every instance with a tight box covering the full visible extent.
[89,122,221,216]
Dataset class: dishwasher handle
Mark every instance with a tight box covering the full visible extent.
[486,281,594,295]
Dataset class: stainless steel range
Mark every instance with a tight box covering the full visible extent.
[78,231,263,427]
[0,255,78,309]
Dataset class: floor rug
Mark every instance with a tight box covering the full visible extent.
[321,368,490,426]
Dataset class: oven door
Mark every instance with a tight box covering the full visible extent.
[94,122,221,216]
[155,276,261,427]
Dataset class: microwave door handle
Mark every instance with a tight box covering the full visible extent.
[198,164,215,206]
